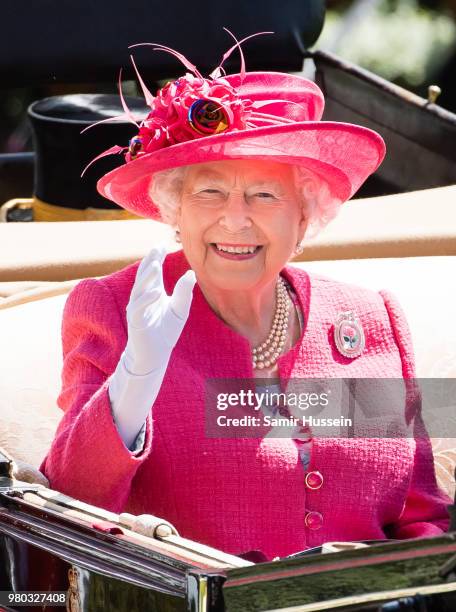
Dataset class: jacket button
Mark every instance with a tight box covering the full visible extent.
[305,470,323,490]
[305,511,323,530]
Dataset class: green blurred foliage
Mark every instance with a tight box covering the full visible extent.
[318,0,456,87]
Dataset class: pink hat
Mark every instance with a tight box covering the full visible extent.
[94,44,386,220]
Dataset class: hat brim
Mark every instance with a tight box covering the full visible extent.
[97,121,385,220]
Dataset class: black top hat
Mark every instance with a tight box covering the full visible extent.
[28,93,149,210]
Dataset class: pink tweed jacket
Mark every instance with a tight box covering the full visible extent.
[40,250,450,560]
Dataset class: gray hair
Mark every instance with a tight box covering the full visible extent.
[149,164,342,240]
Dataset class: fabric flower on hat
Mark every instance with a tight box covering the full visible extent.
[126,73,252,161]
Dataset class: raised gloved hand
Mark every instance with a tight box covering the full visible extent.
[123,245,197,375]
[108,246,196,449]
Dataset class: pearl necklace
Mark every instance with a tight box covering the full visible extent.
[252,278,291,370]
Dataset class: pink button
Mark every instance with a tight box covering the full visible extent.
[305,470,323,490]
[305,511,323,530]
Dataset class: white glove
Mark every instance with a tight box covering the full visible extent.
[108,245,196,449]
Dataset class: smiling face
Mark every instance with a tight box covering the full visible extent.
[176,159,307,292]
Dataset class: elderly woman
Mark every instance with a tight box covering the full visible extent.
[40,53,450,561]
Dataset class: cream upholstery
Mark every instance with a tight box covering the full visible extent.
[1,185,455,282]
[0,218,179,282]
[1,293,67,468]
[0,255,454,500]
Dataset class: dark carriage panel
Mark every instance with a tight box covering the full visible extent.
[223,536,456,612]
[0,154,34,206]
[0,478,214,612]
[313,50,456,197]
[0,538,185,612]
[0,0,324,86]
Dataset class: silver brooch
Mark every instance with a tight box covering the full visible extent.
[334,311,365,358]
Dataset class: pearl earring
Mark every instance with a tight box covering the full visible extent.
[295,242,304,255]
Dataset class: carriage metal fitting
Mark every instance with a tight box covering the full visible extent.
[428,85,442,105]
[119,512,179,538]
[0,199,34,222]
